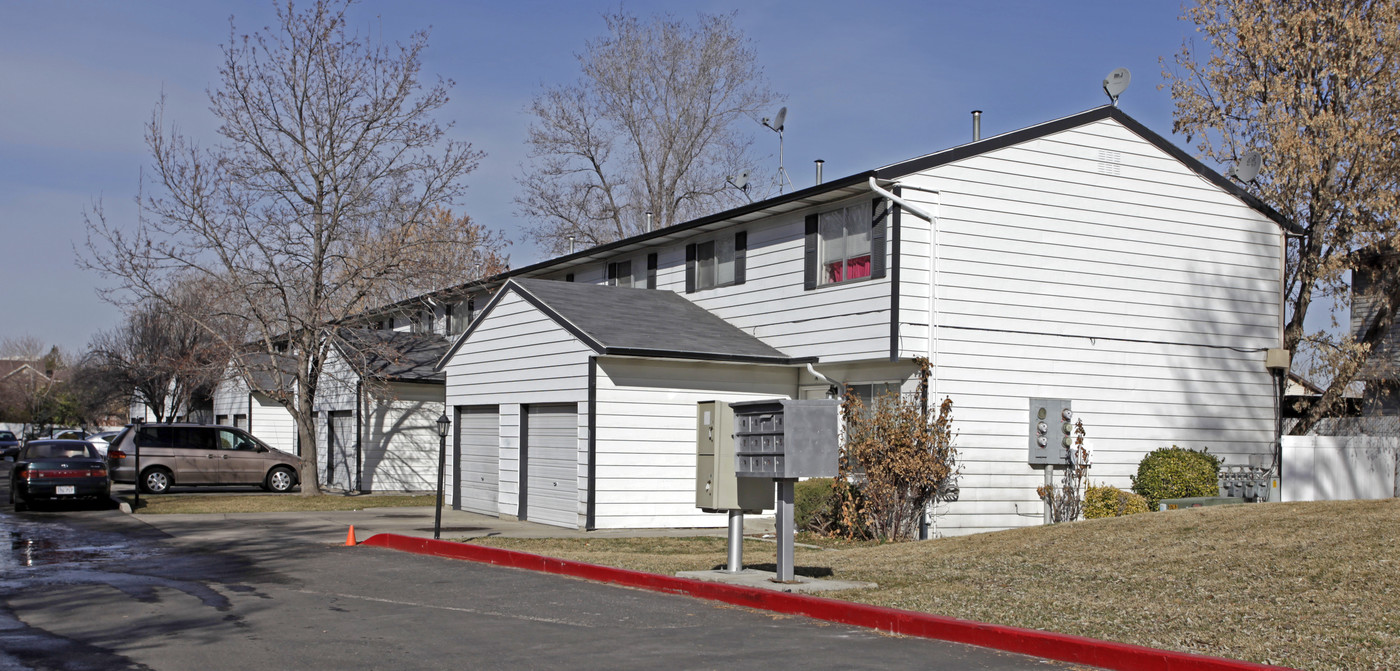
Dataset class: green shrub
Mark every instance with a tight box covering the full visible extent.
[1131,446,1222,511]
[1083,484,1149,519]
[794,478,837,534]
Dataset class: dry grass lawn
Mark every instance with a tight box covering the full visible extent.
[122,493,437,514]
[468,499,1400,670]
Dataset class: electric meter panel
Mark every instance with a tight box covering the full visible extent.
[1028,398,1072,466]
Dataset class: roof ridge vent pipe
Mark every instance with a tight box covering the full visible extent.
[814,159,824,185]
[972,110,982,141]
[646,210,653,232]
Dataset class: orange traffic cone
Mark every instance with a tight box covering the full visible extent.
[345,525,356,546]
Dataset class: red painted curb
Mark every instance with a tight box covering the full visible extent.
[360,533,1294,671]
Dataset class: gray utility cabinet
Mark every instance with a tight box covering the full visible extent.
[731,399,840,479]
[1027,398,1073,466]
[695,401,774,513]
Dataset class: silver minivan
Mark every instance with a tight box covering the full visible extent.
[107,423,302,494]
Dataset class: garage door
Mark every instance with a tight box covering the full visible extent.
[455,405,499,516]
[327,411,356,491]
[523,404,579,528]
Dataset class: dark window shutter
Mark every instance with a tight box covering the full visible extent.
[647,253,658,289]
[565,273,574,283]
[685,244,697,293]
[871,198,887,280]
[734,231,747,286]
[803,214,819,291]
[606,262,617,285]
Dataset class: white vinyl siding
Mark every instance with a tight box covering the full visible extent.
[361,381,444,492]
[592,358,797,529]
[895,118,1282,535]
[249,393,297,455]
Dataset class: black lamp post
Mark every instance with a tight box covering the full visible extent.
[434,412,450,540]
[132,417,144,510]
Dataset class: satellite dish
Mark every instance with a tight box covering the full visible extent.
[726,169,751,191]
[1230,150,1264,183]
[762,106,787,132]
[1102,67,1131,106]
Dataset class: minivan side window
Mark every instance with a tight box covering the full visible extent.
[177,427,215,450]
[216,430,259,452]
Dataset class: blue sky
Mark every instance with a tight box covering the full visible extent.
[1,0,1204,354]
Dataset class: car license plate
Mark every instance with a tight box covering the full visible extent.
[56,486,75,495]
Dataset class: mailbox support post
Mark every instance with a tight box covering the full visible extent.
[775,478,796,582]
[726,510,744,573]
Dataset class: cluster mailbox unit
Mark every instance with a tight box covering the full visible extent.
[730,398,840,581]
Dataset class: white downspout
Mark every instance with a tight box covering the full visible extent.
[869,177,934,223]
[806,363,845,400]
[868,177,940,398]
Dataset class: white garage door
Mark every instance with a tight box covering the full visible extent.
[327,411,356,491]
[524,404,579,528]
[455,406,499,516]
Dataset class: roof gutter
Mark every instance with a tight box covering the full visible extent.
[869,177,933,222]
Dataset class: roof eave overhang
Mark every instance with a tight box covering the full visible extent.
[602,350,818,367]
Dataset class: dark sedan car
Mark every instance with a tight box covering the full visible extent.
[9,440,110,511]
[0,431,18,460]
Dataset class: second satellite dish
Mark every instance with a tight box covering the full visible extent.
[762,106,787,132]
[1103,68,1131,106]
[1229,150,1264,183]
[727,169,752,191]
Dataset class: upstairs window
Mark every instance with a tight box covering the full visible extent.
[608,253,658,289]
[686,232,746,293]
[448,298,475,334]
[411,310,432,335]
[820,204,873,284]
[804,199,888,290]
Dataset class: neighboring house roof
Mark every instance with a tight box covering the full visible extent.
[0,360,51,382]
[238,352,300,393]
[359,105,1300,324]
[440,278,814,368]
[1286,371,1325,396]
[334,329,451,382]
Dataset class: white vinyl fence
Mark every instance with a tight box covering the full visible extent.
[1281,435,1400,502]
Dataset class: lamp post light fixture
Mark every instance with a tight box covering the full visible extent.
[132,416,145,510]
[434,413,450,540]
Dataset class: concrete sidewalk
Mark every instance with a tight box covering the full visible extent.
[119,498,777,547]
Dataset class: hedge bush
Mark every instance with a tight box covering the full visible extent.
[1083,484,1149,519]
[1131,446,1223,511]
[794,478,837,534]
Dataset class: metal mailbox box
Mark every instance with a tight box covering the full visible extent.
[730,399,840,479]
[696,401,774,512]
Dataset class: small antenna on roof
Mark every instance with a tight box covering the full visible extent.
[1102,67,1131,106]
[761,107,792,194]
[1226,149,1264,183]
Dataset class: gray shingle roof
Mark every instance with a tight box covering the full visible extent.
[241,352,298,393]
[453,278,808,365]
[337,329,451,382]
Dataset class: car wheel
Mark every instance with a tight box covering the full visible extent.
[140,468,173,495]
[265,466,296,493]
[12,489,26,512]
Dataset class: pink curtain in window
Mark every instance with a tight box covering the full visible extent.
[846,255,871,280]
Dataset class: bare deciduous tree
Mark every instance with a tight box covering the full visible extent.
[1164,0,1400,434]
[84,0,505,495]
[517,10,780,254]
[90,285,228,423]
